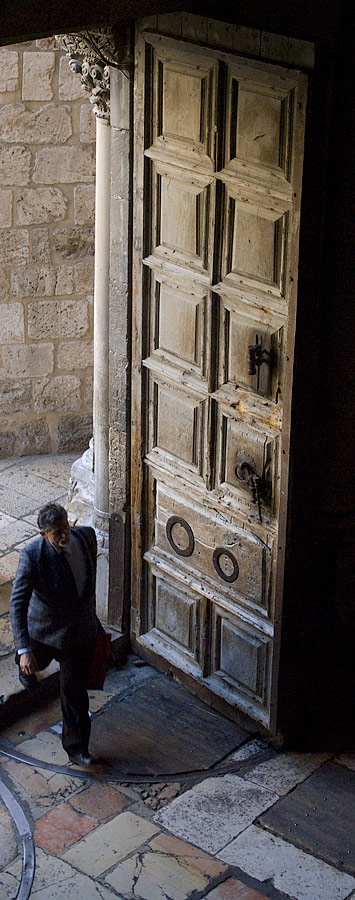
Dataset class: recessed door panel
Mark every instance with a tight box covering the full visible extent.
[220,298,283,400]
[146,45,216,172]
[222,189,288,298]
[237,89,285,169]
[217,412,279,521]
[149,162,214,279]
[223,65,296,185]
[212,607,271,705]
[152,380,206,474]
[155,578,200,658]
[158,285,202,367]
[144,271,209,389]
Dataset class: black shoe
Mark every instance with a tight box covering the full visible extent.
[18,671,38,690]
[68,751,98,769]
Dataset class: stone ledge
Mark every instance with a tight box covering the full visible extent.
[0,629,128,729]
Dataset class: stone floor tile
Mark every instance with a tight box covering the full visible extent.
[246,751,331,795]
[69,782,133,822]
[228,739,268,764]
[16,452,79,485]
[149,832,227,879]
[334,754,355,771]
[154,774,279,855]
[23,512,42,526]
[0,519,37,552]
[13,539,36,552]
[34,801,97,854]
[0,764,54,823]
[2,697,62,743]
[105,848,212,900]
[204,878,268,899]
[218,825,355,900]
[0,582,12,615]
[0,552,20,584]
[17,729,68,765]
[0,513,17,532]
[62,811,160,876]
[0,468,67,502]
[3,759,86,807]
[0,614,14,658]
[0,486,44,518]
[0,804,19,869]
[0,847,121,899]
[0,461,15,472]
[88,689,115,713]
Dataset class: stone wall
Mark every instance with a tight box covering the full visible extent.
[0,36,95,457]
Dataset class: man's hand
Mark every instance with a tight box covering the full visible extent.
[19,651,39,675]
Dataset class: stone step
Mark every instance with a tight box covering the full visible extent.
[0,629,128,729]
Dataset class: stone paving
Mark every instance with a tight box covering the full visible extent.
[0,451,79,687]
[0,454,355,900]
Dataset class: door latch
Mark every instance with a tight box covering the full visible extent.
[235,459,269,523]
[247,341,271,376]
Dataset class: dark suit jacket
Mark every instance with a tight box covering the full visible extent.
[10,526,97,652]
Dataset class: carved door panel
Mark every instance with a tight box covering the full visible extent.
[132,29,307,730]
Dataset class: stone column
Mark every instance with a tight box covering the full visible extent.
[57,32,114,619]
[93,113,110,619]
[58,29,133,625]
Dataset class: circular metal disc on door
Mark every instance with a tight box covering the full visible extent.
[166,516,194,557]
[213,547,239,583]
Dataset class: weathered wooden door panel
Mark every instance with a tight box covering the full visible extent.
[145,44,216,173]
[148,377,208,482]
[218,298,284,401]
[132,28,307,730]
[149,162,215,279]
[222,64,296,186]
[209,605,272,723]
[148,483,273,611]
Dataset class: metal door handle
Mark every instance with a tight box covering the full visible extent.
[248,343,271,376]
[235,460,269,523]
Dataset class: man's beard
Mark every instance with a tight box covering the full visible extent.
[58,538,70,549]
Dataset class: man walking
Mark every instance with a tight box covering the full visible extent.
[10,502,98,769]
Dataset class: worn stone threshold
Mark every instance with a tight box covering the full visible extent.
[0,629,128,730]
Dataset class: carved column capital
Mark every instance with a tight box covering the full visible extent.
[56,27,133,121]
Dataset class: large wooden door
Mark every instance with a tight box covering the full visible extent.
[132,27,307,731]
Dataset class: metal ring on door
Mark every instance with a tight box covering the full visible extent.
[166,516,195,557]
[213,547,239,583]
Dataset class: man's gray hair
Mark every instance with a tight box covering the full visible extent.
[37,502,68,531]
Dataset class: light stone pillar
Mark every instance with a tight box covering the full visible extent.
[57,32,113,619]
[93,114,111,620]
[58,29,133,626]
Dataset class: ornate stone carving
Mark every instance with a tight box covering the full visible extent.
[67,440,95,526]
[56,27,133,120]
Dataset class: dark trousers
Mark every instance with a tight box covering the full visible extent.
[18,637,96,756]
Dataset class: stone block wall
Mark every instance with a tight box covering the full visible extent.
[0,37,95,457]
